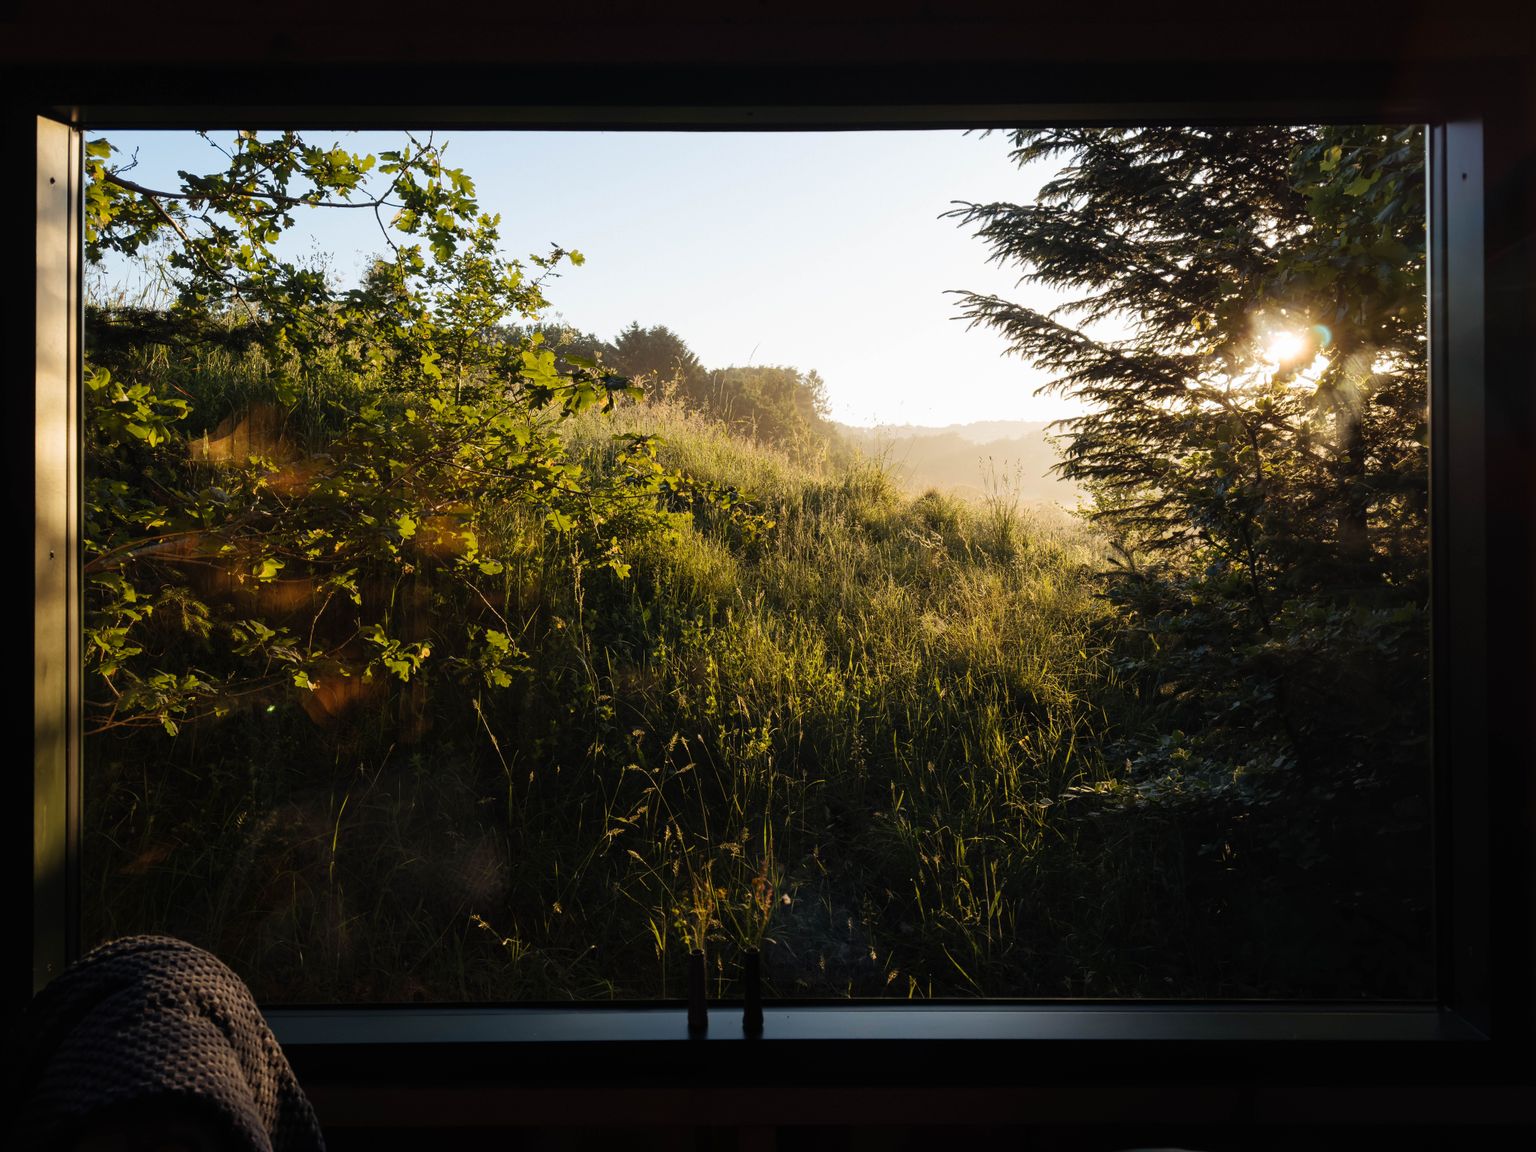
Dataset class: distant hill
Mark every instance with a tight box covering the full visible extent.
[834,420,1085,510]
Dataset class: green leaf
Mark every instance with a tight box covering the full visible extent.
[520,348,560,387]
[272,375,301,406]
[237,619,277,645]
[1344,173,1381,197]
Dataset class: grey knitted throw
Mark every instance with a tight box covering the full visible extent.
[13,935,325,1152]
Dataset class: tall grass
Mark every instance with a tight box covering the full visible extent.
[84,366,1151,1001]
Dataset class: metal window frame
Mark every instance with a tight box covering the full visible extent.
[31,88,1521,1096]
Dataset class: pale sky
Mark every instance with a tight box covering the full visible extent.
[90,130,1084,427]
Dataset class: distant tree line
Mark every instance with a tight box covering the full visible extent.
[530,320,840,455]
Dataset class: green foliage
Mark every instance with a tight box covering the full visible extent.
[87,375,1124,999]
[606,321,707,399]
[698,364,837,454]
[949,124,1428,755]
[520,320,838,457]
[82,132,740,737]
[949,125,1431,995]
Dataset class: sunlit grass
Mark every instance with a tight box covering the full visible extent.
[85,371,1145,999]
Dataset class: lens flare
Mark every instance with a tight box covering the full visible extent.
[1267,330,1308,364]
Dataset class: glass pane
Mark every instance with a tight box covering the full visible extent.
[82,126,1432,1002]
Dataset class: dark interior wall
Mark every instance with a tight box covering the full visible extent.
[8,1,1533,63]
[5,3,1534,1146]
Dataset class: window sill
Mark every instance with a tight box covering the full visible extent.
[269,1000,1477,1045]
[268,1004,1525,1131]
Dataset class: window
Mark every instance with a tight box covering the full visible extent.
[73,122,1438,1007]
[27,57,1532,1103]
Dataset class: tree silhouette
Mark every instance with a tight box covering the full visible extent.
[950,126,1433,995]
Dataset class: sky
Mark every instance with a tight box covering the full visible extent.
[90,129,1085,428]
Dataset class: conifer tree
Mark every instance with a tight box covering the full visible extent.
[949,125,1428,788]
[950,127,1433,996]
[607,322,707,402]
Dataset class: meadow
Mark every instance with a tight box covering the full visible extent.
[83,332,1431,1003]
[84,334,1145,1000]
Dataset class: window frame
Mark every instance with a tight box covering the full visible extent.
[26,55,1533,1114]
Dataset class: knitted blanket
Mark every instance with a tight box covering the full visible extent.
[13,935,325,1152]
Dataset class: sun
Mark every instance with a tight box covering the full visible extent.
[1261,321,1333,372]
[1266,329,1309,365]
